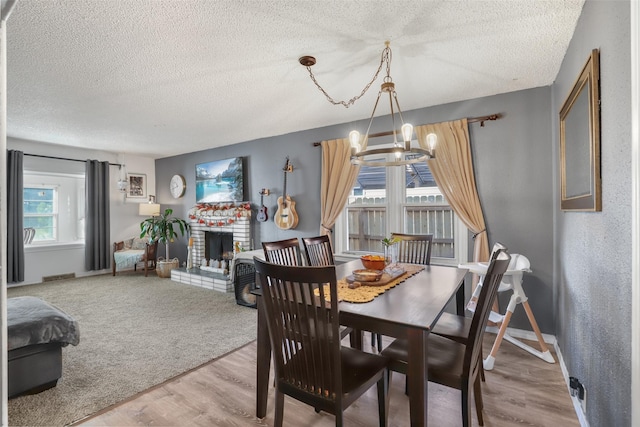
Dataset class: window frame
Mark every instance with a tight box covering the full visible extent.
[334,148,468,266]
[23,170,85,247]
[23,184,58,243]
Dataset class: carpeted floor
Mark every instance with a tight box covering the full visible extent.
[7,272,257,427]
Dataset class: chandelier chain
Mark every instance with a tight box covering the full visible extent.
[304,45,392,108]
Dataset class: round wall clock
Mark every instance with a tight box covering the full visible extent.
[170,174,186,198]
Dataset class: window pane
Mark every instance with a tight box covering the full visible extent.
[24,186,57,242]
[346,163,387,252]
[24,188,55,214]
[24,200,54,214]
[24,215,56,241]
[347,207,386,252]
[404,160,455,258]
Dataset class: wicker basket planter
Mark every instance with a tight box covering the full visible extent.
[156,258,179,278]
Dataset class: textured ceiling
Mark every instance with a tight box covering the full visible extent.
[6,0,584,159]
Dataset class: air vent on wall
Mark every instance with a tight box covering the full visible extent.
[42,273,76,282]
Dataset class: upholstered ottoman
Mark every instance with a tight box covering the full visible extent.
[7,296,80,398]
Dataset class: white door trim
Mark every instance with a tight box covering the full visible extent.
[631,1,639,426]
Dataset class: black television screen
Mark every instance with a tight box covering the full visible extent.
[195,157,244,203]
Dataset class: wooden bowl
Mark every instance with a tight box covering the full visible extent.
[352,269,383,282]
[360,255,386,271]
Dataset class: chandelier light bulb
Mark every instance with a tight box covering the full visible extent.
[401,123,413,143]
[427,133,438,153]
[349,130,361,152]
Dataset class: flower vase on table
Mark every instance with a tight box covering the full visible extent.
[383,242,399,274]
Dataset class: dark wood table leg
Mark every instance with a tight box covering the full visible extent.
[349,328,363,349]
[407,328,428,426]
[256,295,271,419]
[456,281,465,315]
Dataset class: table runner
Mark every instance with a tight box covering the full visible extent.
[315,263,424,303]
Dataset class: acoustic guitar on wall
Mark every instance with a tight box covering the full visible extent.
[274,157,299,230]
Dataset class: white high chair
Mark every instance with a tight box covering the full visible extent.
[462,252,555,370]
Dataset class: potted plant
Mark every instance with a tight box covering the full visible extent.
[140,208,190,278]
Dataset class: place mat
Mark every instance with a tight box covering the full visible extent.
[314,263,424,303]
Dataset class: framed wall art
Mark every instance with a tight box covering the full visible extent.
[559,49,601,211]
[127,173,147,199]
[195,157,244,203]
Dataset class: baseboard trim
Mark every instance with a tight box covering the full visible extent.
[553,340,590,427]
[484,326,589,427]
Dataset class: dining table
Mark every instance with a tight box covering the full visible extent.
[253,258,469,427]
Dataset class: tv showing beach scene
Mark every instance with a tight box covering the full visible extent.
[195,157,244,203]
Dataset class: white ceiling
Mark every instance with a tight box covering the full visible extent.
[6,0,584,159]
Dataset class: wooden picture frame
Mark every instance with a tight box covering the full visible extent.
[559,49,601,211]
[127,173,147,199]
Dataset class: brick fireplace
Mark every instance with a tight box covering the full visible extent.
[189,218,251,267]
[171,203,251,292]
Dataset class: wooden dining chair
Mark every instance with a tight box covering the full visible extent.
[262,237,303,266]
[302,235,354,342]
[391,232,433,265]
[380,250,511,427]
[302,235,335,266]
[253,258,390,427]
[430,242,508,382]
[371,232,434,351]
[431,242,508,343]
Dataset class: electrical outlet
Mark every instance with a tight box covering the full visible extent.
[569,377,587,414]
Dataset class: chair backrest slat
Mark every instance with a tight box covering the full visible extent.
[391,232,433,265]
[302,235,335,266]
[254,258,341,400]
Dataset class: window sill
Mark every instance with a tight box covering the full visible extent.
[25,241,85,252]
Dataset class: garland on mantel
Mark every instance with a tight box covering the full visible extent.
[188,202,251,226]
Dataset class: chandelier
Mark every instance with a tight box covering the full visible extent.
[300,41,437,166]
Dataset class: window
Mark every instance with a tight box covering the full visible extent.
[335,150,468,265]
[23,172,85,245]
[23,186,57,242]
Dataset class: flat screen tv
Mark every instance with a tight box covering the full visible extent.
[195,157,244,203]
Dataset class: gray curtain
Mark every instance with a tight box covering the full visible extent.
[7,150,24,283]
[85,160,110,271]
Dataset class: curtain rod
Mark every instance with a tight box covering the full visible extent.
[24,153,124,168]
[311,113,501,147]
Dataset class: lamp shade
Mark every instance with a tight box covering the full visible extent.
[139,203,160,217]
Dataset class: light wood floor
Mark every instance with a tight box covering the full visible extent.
[76,335,579,426]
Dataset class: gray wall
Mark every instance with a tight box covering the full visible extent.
[553,0,631,425]
[156,86,556,334]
